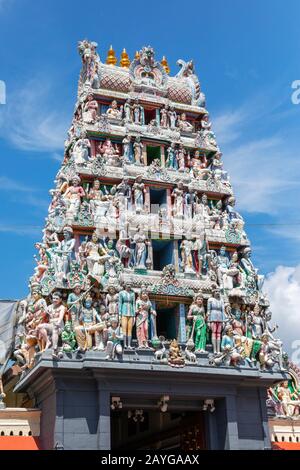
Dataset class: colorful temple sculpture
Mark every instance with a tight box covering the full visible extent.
[1,40,295,450]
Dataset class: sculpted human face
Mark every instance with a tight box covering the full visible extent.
[74,286,81,295]
[196,296,203,307]
[202,195,207,204]
[92,232,98,243]
[94,180,100,190]
[141,291,148,301]
[52,294,61,306]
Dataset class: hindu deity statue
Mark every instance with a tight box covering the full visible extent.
[210,151,228,181]
[133,98,144,125]
[122,135,132,162]
[37,291,66,358]
[194,193,211,227]
[105,285,119,318]
[231,304,246,337]
[87,179,105,221]
[71,135,91,165]
[115,178,132,212]
[192,233,210,276]
[178,113,193,132]
[190,151,210,180]
[53,226,75,283]
[240,247,264,293]
[99,138,120,165]
[133,136,144,165]
[168,339,185,367]
[200,113,217,147]
[216,246,230,292]
[132,226,151,269]
[85,231,106,275]
[64,176,85,221]
[207,287,227,354]
[168,105,177,129]
[119,283,136,349]
[135,289,156,348]
[82,94,99,124]
[180,237,195,273]
[248,303,265,340]
[67,284,83,326]
[187,294,207,352]
[172,182,185,218]
[75,295,105,351]
[225,196,245,233]
[176,144,186,171]
[106,316,123,360]
[132,175,146,213]
[61,321,77,353]
[219,325,242,366]
[106,99,123,120]
[275,381,300,417]
[166,142,178,170]
[184,185,196,219]
[160,104,169,128]
[124,98,133,122]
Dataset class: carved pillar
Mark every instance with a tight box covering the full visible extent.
[160,144,165,167]
[178,303,187,343]
[97,388,111,450]
[173,240,179,272]
[142,142,147,165]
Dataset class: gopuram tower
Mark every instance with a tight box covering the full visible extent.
[9,41,288,450]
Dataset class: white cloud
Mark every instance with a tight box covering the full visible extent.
[264,265,300,362]
[0,176,33,192]
[0,78,69,153]
[0,224,41,237]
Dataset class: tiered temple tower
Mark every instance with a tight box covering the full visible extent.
[11,41,288,450]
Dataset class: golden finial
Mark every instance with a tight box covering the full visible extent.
[161,56,170,74]
[119,48,131,68]
[106,45,117,65]
[135,50,140,60]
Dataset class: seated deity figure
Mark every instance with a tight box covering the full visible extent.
[122,135,133,163]
[276,381,300,417]
[119,283,136,349]
[172,182,185,218]
[239,247,264,293]
[106,99,123,120]
[210,151,228,181]
[219,325,242,366]
[71,135,91,165]
[168,105,177,129]
[124,98,133,122]
[133,98,144,125]
[180,236,195,273]
[160,104,169,128]
[63,176,85,221]
[194,193,211,227]
[176,144,186,171]
[187,294,207,352]
[207,287,227,354]
[225,196,245,233]
[178,113,194,132]
[99,138,120,165]
[135,289,156,348]
[52,226,75,283]
[132,175,146,213]
[133,137,144,165]
[166,143,178,170]
[37,291,66,358]
[190,151,210,180]
[75,296,106,350]
[105,316,123,360]
[82,94,99,124]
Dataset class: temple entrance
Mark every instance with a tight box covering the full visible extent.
[111,410,206,450]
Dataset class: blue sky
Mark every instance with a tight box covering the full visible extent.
[0,0,300,353]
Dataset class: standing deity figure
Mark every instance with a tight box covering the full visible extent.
[105,286,119,318]
[85,231,106,275]
[184,186,196,219]
[190,151,210,180]
[124,98,133,122]
[133,98,144,125]
[75,296,103,351]
[172,182,185,218]
[64,176,85,220]
[122,135,132,162]
[119,283,136,349]
[176,144,186,171]
[249,303,265,339]
[230,306,246,337]
[82,94,99,124]
[53,226,75,282]
[106,317,123,360]
[166,143,178,170]
[180,237,195,273]
[116,177,132,214]
[71,136,91,165]
[207,287,227,354]
[132,175,146,213]
[216,246,231,292]
[192,234,210,276]
[276,381,300,417]
[168,105,177,129]
[178,113,193,132]
[106,99,123,119]
[194,193,211,227]
[61,321,77,353]
[160,104,169,128]
[135,289,156,348]
[133,136,144,165]
[210,151,228,181]
[240,247,264,293]
[132,226,150,269]
[67,284,82,326]
[99,138,120,165]
[37,291,66,358]
[87,179,104,220]
[187,294,207,352]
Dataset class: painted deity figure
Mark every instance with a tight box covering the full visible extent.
[231,305,246,337]
[106,99,123,120]
[180,237,195,273]
[64,176,85,221]
[133,137,144,165]
[192,234,210,276]
[187,294,207,352]
[37,291,66,358]
[132,175,146,213]
[82,94,99,124]
[105,286,119,318]
[166,143,178,170]
[240,247,264,293]
[72,136,91,165]
[184,186,196,219]
[216,246,230,292]
[67,284,82,326]
[106,317,123,360]
[116,178,132,213]
[75,296,106,350]
[160,104,169,128]
[132,226,150,269]
[99,138,120,165]
[194,193,211,227]
[119,283,135,349]
[87,179,106,221]
[276,381,300,417]
[133,98,144,125]
[85,231,106,275]
[53,226,75,283]
[190,151,210,180]
[207,287,227,354]
[210,151,228,181]
[172,182,185,218]
[122,135,132,162]
[135,290,156,348]
[168,105,177,129]
[249,303,265,340]
[220,325,242,366]
[178,113,193,132]
[61,321,77,353]
[124,98,133,122]
[176,144,186,171]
